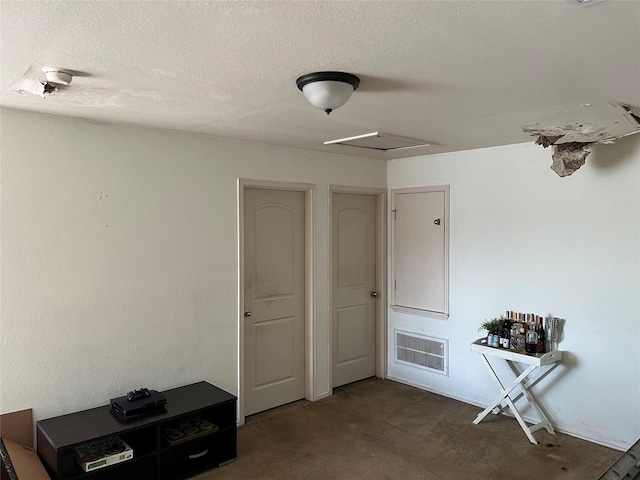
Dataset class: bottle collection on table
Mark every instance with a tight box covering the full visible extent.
[486,311,561,354]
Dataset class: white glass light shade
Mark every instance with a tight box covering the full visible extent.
[301,80,355,112]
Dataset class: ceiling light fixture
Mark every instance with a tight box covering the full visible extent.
[296,71,360,115]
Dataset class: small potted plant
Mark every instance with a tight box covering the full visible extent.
[478,316,505,342]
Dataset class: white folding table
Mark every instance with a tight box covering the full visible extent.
[470,338,563,444]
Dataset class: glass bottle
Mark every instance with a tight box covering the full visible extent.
[502,318,511,349]
[525,323,538,353]
[515,324,525,350]
[537,316,546,353]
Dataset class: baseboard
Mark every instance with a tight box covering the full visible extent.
[314,391,332,401]
[386,375,626,452]
[387,375,487,409]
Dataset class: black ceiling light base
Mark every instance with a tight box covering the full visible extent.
[295,71,360,92]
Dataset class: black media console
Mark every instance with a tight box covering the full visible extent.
[36,381,237,480]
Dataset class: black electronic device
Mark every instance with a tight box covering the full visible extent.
[127,388,151,401]
[111,389,167,421]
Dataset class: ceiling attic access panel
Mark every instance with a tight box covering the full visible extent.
[391,186,450,319]
[324,133,434,159]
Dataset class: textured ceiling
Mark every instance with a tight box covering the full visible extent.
[1,1,639,159]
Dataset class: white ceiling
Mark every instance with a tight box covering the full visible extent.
[2,0,639,160]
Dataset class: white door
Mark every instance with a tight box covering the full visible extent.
[332,193,377,388]
[244,188,305,416]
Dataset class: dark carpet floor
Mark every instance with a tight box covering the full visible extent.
[195,378,620,480]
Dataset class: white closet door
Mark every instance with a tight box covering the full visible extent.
[243,188,305,415]
[332,193,377,388]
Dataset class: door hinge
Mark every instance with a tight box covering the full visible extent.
[394,279,397,290]
[392,209,397,220]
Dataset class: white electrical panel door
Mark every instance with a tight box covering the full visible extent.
[392,186,449,318]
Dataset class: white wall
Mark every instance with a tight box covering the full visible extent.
[4,106,638,450]
[387,137,640,450]
[0,108,386,421]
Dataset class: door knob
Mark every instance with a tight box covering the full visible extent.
[370,291,379,297]
[434,218,441,225]
[244,310,251,317]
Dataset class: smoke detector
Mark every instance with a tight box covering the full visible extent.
[572,0,605,6]
[42,68,73,85]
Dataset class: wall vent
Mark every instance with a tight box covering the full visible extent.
[395,329,448,376]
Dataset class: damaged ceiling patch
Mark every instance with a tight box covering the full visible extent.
[12,78,58,98]
[11,67,74,98]
[550,142,592,177]
[524,102,640,177]
[534,136,594,178]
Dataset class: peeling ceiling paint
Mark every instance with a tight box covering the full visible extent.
[524,102,640,177]
[523,103,640,145]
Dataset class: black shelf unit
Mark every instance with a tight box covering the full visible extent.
[36,382,237,480]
